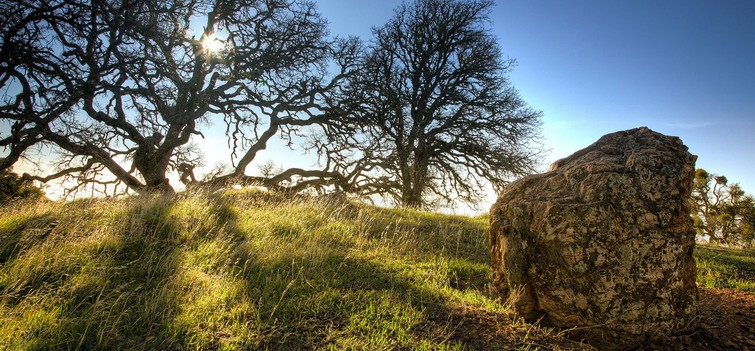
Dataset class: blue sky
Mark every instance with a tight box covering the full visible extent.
[9,0,753,206]
[316,0,755,195]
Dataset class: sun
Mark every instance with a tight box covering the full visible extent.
[201,33,223,54]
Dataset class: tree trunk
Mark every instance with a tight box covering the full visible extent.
[401,153,428,208]
[403,186,424,208]
[132,139,174,193]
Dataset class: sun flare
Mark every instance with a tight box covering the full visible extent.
[201,33,223,54]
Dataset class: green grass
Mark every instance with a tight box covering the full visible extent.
[0,191,587,351]
[695,244,755,292]
[2,191,753,350]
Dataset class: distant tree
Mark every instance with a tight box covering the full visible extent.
[691,168,754,246]
[0,0,357,196]
[738,197,755,247]
[691,169,721,241]
[318,0,542,208]
[0,168,43,203]
[720,184,755,247]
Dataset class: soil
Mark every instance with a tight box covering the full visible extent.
[683,288,755,351]
[630,288,755,351]
[440,288,755,350]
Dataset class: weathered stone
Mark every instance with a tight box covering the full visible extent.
[489,127,698,347]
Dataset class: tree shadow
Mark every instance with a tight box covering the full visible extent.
[0,213,57,266]
[204,194,584,350]
[1,193,588,350]
[229,245,587,350]
[340,205,492,266]
[697,246,755,275]
[2,196,187,349]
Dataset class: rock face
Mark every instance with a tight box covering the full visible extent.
[489,127,698,346]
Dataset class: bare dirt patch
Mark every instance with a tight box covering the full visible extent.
[625,288,755,351]
[686,288,755,351]
[438,288,755,350]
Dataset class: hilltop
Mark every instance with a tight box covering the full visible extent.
[1,190,753,350]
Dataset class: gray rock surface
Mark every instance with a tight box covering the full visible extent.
[489,127,698,346]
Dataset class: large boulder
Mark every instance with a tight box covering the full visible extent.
[489,127,698,346]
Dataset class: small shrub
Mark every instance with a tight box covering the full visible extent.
[0,169,44,204]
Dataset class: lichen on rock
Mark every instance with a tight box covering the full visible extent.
[489,127,698,347]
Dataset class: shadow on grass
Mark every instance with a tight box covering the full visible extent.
[1,193,586,350]
[696,245,755,292]
[0,196,188,350]
[0,213,57,266]
[696,245,755,274]
[341,205,491,266]
[229,244,578,350]
[57,196,186,350]
[204,194,580,350]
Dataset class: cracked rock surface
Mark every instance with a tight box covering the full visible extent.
[489,127,698,347]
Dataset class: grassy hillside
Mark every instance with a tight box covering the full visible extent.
[0,191,753,350]
[0,191,587,350]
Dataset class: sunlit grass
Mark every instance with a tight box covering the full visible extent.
[695,244,755,292]
[0,190,601,350]
[3,191,753,350]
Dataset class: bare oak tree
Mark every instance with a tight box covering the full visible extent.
[320,0,542,208]
[0,0,355,196]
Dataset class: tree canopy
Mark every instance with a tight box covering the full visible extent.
[2,0,542,208]
[0,0,357,196]
[691,168,755,247]
[318,0,542,208]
